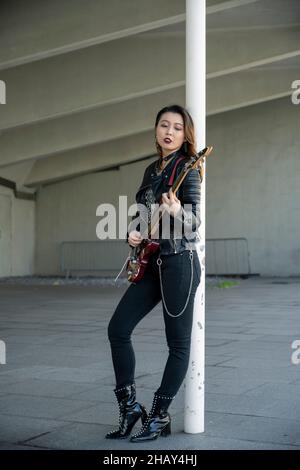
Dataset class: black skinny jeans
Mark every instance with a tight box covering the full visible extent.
[108,248,201,398]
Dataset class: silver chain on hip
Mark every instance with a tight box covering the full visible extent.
[156,250,194,318]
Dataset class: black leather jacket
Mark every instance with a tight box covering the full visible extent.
[126,150,202,255]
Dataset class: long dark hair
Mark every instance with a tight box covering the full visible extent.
[154,104,198,158]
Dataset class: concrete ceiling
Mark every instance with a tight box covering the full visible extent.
[0,0,299,189]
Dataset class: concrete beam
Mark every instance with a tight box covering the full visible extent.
[0,0,184,70]
[24,131,156,187]
[0,88,185,169]
[207,0,260,14]
[0,64,297,171]
[0,0,259,70]
[1,26,299,132]
[20,65,297,186]
[207,66,297,114]
[207,27,300,77]
[0,160,36,193]
[0,35,185,131]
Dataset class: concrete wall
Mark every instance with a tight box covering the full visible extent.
[206,96,300,276]
[35,159,148,275]
[35,96,300,276]
[0,186,35,277]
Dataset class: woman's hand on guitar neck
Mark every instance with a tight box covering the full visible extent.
[128,230,143,247]
[161,189,182,217]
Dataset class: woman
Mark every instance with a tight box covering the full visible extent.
[106,104,202,442]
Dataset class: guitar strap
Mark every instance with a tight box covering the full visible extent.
[167,156,186,187]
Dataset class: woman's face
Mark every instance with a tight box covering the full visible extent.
[156,112,185,157]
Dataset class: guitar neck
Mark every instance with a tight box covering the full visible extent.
[147,146,212,238]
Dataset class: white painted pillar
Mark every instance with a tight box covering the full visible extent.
[184,0,206,433]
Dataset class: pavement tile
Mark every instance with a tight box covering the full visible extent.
[0,276,299,450]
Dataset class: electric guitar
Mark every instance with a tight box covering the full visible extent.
[122,146,213,283]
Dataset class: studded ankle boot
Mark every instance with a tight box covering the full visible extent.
[130,391,174,442]
[105,383,147,439]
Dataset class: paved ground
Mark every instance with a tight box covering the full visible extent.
[0,276,300,450]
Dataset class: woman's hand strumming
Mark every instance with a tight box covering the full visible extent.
[128,230,143,247]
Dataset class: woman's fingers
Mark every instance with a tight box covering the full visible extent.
[170,190,180,203]
[162,190,179,204]
[130,230,142,239]
[168,190,175,201]
[161,190,181,217]
[131,236,140,241]
[161,192,169,203]
[128,238,142,247]
[128,230,143,246]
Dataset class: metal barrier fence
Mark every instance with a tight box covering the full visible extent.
[60,237,251,277]
[60,240,130,278]
[206,237,251,276]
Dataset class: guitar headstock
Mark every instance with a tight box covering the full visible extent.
[182,146,213,182]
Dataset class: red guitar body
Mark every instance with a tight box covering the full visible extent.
[126,239,160,283]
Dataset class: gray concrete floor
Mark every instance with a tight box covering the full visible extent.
[0,276,300,450]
